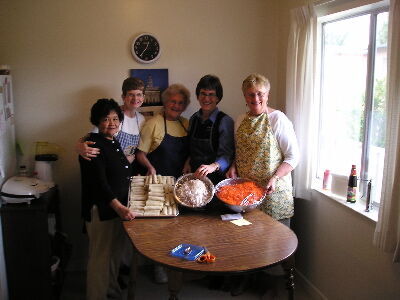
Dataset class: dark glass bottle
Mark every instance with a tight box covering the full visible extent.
[346,165,357,203]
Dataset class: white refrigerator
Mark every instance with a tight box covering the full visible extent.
[0,74,16,185]
[0,73,16,300]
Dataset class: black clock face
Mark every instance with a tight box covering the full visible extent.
[133,34,160,63]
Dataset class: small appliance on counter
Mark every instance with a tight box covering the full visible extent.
[34,141,61,184]
[35,153,58,183]
[0,176,53,204]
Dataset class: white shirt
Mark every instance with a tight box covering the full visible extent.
[235,110,300,169]
[119,112,145,135]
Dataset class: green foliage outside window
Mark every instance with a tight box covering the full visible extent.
[359,77,387,148]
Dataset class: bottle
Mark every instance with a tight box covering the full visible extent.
[365,180,372,212]
[322,169,332,190]
[346,165,357,203]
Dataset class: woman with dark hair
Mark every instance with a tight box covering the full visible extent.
[79,98,136,300]
[77,77,146,164]
[183,74,234,187]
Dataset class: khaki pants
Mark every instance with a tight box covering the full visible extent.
[86,206,125,300]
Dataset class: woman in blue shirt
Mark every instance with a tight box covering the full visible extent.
[183,75,234,186]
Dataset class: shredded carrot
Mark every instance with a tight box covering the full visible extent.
[216,181,265,205]
[197,252,216,263]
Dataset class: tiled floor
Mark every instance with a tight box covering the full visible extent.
[60,265,312,300]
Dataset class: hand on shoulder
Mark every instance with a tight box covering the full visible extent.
[76,138,100,161]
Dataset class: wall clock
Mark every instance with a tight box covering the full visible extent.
[131,33,161,64]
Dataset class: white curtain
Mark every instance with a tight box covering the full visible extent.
[374,0,400,263]
[285,3,317,199]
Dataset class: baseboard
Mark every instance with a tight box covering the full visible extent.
[295,269,328,300]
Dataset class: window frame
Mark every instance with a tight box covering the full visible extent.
[316,6,388,208]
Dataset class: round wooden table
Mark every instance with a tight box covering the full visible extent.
[123,209,298,299]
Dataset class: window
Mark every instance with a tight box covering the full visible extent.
[316,8,388,206]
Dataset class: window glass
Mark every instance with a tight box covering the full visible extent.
[317,11,388,204]
[319,15,370,176]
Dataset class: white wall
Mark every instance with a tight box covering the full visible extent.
[0,0,281,270]
[294,193,400,299]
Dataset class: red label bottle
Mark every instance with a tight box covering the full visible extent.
[346,165,357,203]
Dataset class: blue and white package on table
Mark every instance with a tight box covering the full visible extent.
[170,243,205,261]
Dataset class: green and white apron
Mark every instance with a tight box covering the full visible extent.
[235,112,294,220]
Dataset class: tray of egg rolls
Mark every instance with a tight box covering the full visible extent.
[128,175,179,217]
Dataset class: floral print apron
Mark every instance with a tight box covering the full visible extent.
[236,112,294,220]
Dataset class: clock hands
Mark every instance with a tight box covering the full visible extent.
[132,34,160,62]
[140,42,149,57]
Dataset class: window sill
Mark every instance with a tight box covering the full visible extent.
[313,188,378,222]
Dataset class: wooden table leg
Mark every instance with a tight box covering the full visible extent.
[166,268,183,300]
[282,256,295,300]
[127,250,139,300]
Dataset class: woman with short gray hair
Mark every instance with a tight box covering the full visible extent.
[137,84,190,180]
[136,84,191,283]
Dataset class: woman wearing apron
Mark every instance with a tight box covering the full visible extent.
[183,75,234,186]
[226,73,300,296]
[136,84,190,284]
[136,83,190,178]
[227,73,299,225]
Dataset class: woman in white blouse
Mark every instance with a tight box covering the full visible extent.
[226,73,300,227]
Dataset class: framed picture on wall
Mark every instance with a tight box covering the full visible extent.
[130,68,168,107]
[138,105,164,120]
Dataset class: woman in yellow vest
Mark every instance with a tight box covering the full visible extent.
[227,73,299,227]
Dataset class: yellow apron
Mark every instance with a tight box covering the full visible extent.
[236,112,294,220]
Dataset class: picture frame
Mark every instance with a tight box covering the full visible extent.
[130,68,168,107]
[139,105,164,120]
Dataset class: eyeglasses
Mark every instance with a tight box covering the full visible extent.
[126,92,144,98]
[245,91,267,99]
[199,92,217,99]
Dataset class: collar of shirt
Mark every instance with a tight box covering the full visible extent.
[195,107,220,123]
